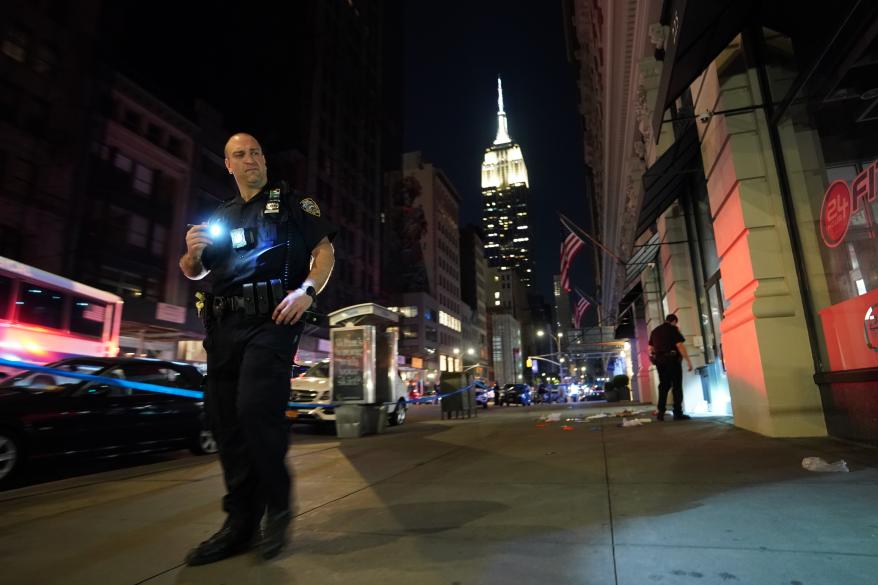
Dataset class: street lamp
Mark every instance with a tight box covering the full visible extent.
[467,347,475,356]
[537,329,565,379]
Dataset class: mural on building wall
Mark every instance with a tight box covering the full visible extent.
[388,176,430,294]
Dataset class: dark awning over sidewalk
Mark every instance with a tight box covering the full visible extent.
[637,124,700,238]
[652,0,756,140]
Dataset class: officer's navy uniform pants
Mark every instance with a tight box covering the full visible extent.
[204,312,302,531]
[655,359,684,416]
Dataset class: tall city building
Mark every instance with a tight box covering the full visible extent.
[480,77,535,288]
[0,0,104,269]
[459,225,489,379]
[380,152,463,384]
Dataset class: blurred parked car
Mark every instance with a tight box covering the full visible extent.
[547,384,566,403]
[0,357,216,485]
[583,384,606,401]
[473,380,494,408]
[499,383,532,406]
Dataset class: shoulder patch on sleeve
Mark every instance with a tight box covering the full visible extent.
[300,197,321,217]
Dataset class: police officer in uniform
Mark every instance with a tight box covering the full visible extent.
[648,314,693,421]
[180,133,337,564]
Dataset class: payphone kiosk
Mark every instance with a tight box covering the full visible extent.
[328,303,407,437]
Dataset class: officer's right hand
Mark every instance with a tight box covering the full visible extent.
[185,224,212,260]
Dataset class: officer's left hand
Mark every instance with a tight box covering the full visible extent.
[273,289,313,325]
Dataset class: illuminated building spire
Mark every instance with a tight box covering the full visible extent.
[494,76,511,145]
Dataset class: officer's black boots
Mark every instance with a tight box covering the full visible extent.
[185,518,260,566]
[260,509,292,560]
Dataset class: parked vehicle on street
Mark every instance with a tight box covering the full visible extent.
[473,380,494,408]
[0,357,216,485]
[499,383,532,406]
[583,384,606,401]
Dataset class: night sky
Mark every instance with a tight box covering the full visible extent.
[102,1,595,304]
[403,2,593,303]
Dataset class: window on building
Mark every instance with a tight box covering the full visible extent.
[765,20,878,374]
[114,152,133,173]
[146,123,162,145]
[167,136,183,158]
[133,164,154,195]
[16,284,66,329]
[127,214,148,247]
[151,224,167,257]
[123,110,141,132]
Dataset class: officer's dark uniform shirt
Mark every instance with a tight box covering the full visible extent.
[649,322,685,354]
[201,182,337,297]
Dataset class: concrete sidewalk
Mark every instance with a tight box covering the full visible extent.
[1,404,877,585]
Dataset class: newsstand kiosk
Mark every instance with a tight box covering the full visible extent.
[327,303,401,438]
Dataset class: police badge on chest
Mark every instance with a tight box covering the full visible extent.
[264,188,282,216]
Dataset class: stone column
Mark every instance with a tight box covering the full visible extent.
[691,56,826,437]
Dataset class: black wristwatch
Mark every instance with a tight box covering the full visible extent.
[300,285,317,302]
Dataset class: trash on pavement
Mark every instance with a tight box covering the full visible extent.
[541,413,562,423]
[620,418,652,427]
[586,413,610,420]
[561,425,574,431]
[615,409,653,417]
[802,457,849,473]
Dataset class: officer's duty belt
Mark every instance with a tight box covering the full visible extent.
[196,279,320,324]
[199,279,287,317]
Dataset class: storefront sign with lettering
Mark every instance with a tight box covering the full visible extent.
[820,163,877,247]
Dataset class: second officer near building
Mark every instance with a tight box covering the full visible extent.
[179,132,337,564]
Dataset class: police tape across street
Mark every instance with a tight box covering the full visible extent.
[0,357,475,408]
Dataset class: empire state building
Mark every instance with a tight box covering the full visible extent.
[481,77,534,288]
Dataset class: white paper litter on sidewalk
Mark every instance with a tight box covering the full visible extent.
[620,418,652,427]
[540,413,562,422]
[802,457,849,473]
[585,413,610,420]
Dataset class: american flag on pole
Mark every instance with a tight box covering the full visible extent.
[560,222,585,293]
[572,290,591,329]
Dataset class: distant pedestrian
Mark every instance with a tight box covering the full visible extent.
[648,314,693,421]
[537,383,547,404]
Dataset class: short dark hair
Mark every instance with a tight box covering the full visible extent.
[665,314,679,324]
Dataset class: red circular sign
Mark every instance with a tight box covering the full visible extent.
[820,180,852,248]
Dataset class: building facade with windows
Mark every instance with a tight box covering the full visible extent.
[0,0,103,270]
[80,74,201,357]
[567,0,878,443]
[460,224,489,379]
